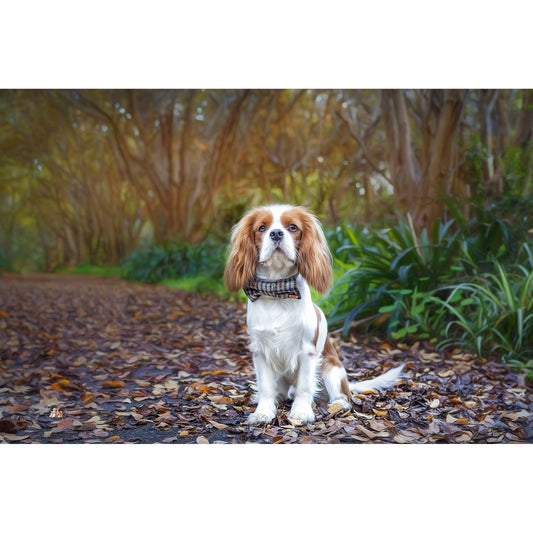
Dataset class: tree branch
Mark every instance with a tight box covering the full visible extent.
[336,110,392,185]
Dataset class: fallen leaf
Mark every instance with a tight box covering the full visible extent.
[393,433,416,443]
[455,432,473,442]
[3,434,30,441]
[357,425,388,439]
[102,380,126,389]
[287,418,304,426]
[501,410,531,421]
[327,403,344,417]
[81,393,97,404]
[0,419,19,433]
[57,418,73,430]
[5,405,28,413]
[210,421,228,430]
[349,435,370,442]
[353,410,373,420]
[420,352,442,361]
[133,379,151,387]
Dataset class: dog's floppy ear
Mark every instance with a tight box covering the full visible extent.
[224,211,258,291]
[295,208,333,294]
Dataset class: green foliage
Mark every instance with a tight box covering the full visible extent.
[435,254,533,364]
[447,197,531,273]
[120,239,226,285]
[323,217,463,337]
[381,288,451,343]
[324,216,533,367]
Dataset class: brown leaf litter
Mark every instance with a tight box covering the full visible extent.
[0,273,531,444]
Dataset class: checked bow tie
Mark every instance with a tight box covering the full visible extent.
[243,276,301,302]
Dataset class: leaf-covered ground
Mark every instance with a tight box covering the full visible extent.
[0,273,532,444]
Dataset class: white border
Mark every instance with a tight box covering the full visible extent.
[2,1,532,88]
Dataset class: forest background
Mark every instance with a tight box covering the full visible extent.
[1,89,533,372]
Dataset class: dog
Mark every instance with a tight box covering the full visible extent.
[224,204,404,424]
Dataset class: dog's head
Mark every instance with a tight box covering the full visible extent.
[223,204,332,294]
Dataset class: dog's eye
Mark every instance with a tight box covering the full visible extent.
[258,225,267,233]
[288,224,299,233]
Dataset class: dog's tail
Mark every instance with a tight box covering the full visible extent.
[349,364,405,393]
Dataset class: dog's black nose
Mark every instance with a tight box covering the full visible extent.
[270,229,284,242]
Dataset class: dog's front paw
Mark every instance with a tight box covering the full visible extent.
[288,404,316,424]
[247,407,276,425]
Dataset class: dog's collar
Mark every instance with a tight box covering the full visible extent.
[243,276,301,302]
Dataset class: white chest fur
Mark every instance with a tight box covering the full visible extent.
[246,278,317,375]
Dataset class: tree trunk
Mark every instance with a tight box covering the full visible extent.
[479,89,502,195]
[381,90,421,211]
[419,89,465,228]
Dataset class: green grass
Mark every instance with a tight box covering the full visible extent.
[55,264,122,277]
[160,275,239,300]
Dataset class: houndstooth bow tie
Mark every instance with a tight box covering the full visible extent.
[243,276,301,302]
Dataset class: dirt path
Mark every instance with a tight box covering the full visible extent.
[0,273,531,443]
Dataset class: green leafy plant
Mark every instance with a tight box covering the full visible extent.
[380,287,455,343]
[323,216,463,337]
[120,239,226,284]
[435,258,533,363]
[324,214,533,371]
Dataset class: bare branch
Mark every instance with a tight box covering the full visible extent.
[336,110,392,185]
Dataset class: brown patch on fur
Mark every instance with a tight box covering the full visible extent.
[223,208,273,291]
[320,336,352,401]
[340,376,351,400]
[320,338,343,371]
[280,209,303,244]
[281,206,332,294]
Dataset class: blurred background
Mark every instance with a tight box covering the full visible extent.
[1,89,531,272]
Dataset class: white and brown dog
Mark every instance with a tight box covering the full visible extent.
[224,204,404,424]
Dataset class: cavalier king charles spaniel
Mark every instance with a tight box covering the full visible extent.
[224,204,404,424]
